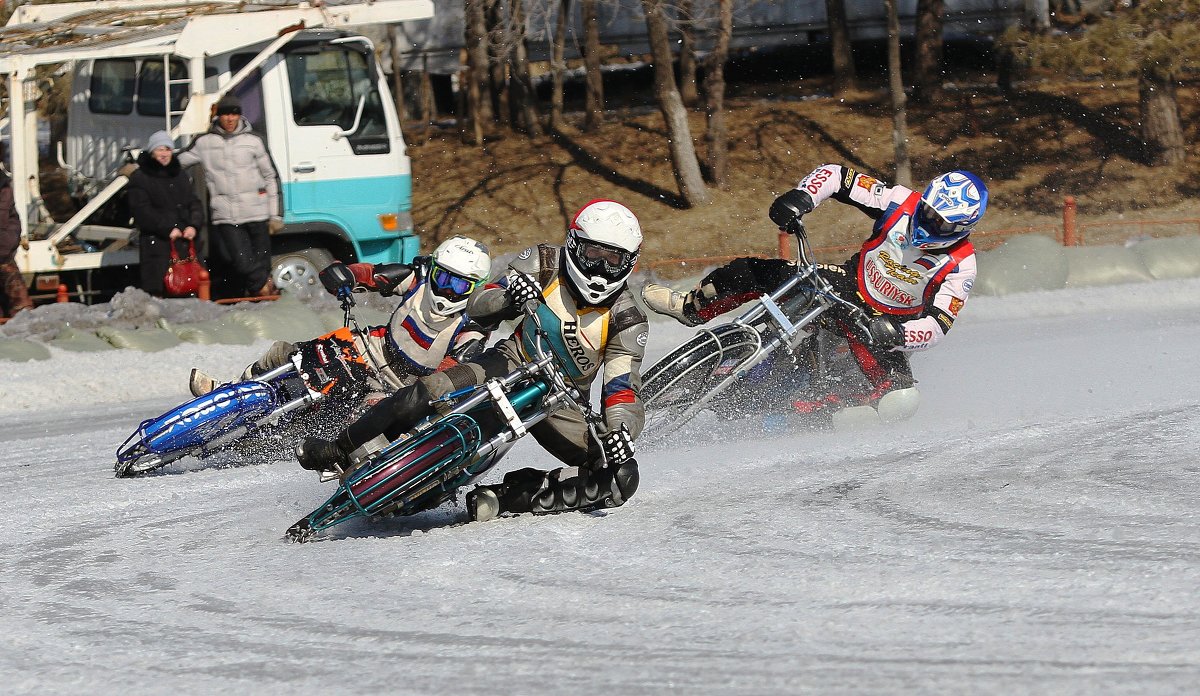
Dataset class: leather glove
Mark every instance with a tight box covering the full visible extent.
[864,316,905,349]
[117,163,139,178]
[319,262,356,296]
[505,270,542,308]
[268,217,285,235]
[600,424,635,466]
[769,189,815,235]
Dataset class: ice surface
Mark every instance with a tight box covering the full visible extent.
[2,278,1199,694]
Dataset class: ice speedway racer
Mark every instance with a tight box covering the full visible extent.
[0,0,433,302]
[640,226,922,438]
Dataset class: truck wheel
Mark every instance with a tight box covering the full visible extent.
[271,247,334,297]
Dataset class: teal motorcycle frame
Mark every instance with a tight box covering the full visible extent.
[286,300,605,542]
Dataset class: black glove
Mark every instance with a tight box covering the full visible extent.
[864,316,905,349]
[320,262,356,296]
[505,271,542,308]
[600,424,635,465]
[769,189,815,235]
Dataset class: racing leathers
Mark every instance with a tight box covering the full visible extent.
[306,243,648,516]
[662,164,977,412]
[203,260,486,398]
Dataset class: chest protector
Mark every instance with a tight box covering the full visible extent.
[856,193,975,315]
[517,258,611,387]
[385,278,469,377]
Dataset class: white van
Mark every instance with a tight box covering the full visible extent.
[1,0,434,301]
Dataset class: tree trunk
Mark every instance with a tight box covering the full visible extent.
[677,0,698,107]
[885,0,911,186]
[581,0,605,130]
[508,0,541,136]
[641,0,709,206]
[485,0,509,126]
[387,26,409,122]
[465,0,493,144]
[1138,68,1185,166]
[703,0,733,188]
[550,0,570,130]
[825,0,857,96]
[417,54,435,126]
[1025,0,1050,30]
[911,0,944,105]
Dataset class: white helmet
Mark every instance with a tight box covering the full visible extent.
[563,199,642,305]
[426,235,491,315]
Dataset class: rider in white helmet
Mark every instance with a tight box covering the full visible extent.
[642,166,987,420]
[188,235,493,398]
[296,199,649,522]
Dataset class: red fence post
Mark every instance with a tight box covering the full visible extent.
[56,284,69,303]
[778,230,793,261]
[1062,196,1078,246]
[198,269,211,302]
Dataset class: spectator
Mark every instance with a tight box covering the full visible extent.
[126,130,205,297]
[0,168,34,317]
[179,94,283,298]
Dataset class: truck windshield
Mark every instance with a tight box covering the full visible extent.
[285,46,389,153]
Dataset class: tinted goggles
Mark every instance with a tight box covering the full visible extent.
[571,237,636,278]
[916,202,973,241]
[430,265,479,301]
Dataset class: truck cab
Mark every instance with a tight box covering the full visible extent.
[1,0,434,302]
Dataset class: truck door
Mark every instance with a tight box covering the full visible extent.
[277,39,407,263]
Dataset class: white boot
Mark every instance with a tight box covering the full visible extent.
[641,283,700,326]
[188,368,217,397]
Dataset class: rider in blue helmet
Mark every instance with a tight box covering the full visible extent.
[642,165,988,421]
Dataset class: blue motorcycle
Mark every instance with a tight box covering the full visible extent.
[114,296,374,478]
[286,302,604,542]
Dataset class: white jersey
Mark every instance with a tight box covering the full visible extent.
[797,164,977,352]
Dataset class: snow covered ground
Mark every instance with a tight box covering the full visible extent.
[3,278,1200,694]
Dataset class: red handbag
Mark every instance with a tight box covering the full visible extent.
[164,240,204,297]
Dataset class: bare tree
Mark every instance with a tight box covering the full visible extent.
[507,0,542,136]
[464,0,494,145]
[703,0,733,188]
[581,0,605,130]
[884,0,911,186]
[825,0,857,96]
[677,0,699,107]
[641,0,709,206]
[549,0,571,130]
[387,26,409,122]
[486,0,510,126]
[911,0,944,105]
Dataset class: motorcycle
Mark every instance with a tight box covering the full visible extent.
[285,300,606,543]
[114,293,375,477]
[640,225,912,438]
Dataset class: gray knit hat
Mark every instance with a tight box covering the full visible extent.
[146,130,175,152]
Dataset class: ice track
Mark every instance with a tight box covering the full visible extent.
[3,280,1200,694]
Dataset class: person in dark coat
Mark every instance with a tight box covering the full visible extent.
[0,169,34,317]
[127,130,206,297]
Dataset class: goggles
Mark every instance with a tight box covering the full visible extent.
[430,264,480,301]
[569,236,637,280]
[914,201,973,244]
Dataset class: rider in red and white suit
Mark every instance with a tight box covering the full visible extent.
[642,164,988,415]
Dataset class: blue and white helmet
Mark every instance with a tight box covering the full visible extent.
[911,171,988,250]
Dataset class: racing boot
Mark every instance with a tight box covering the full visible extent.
[530,460,640,514]
[189,368,217,397]
[641,283,702,327]
[295,436,349,472]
